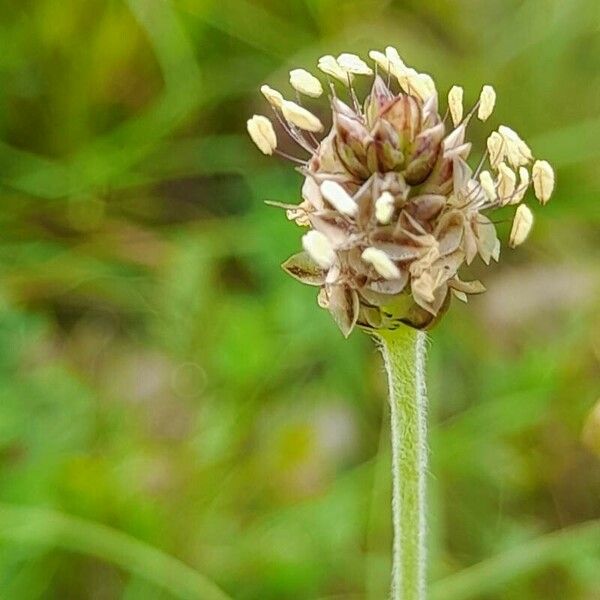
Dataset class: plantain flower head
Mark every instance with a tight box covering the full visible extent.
[248,49,555,337]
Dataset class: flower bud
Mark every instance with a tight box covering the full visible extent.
[368,119,403,172]
[335,140,371,179]
[333,99,370,145]
[380,94,421,148]
[404,123,445,185]
[331,98,372,177]
[246,115,277,155]
[364,76,395,126]
[289,69,323,97]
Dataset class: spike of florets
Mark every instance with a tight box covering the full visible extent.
[247,47,555,336]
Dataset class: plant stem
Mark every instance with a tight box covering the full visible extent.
[377,326,428,600]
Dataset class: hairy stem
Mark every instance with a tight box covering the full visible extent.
[377,326,428,600]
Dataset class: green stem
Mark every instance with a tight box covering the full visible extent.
[377,326,428,600]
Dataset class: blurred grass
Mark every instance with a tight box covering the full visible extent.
[0,503,232,600]
[0,0,598,599]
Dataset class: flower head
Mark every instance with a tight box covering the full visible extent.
[248,48,555,336]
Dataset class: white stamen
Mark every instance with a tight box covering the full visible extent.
[246,115,277,155]
[479,170,497,201]
[369,50,391,73]
[509,204,534,248]
[281,100,323,132]
[337,53,373,75]
[532,160,555,205]
[519,166,530,187]
[477,85,496,121]
[492,238,501,262]
[375,191,395,224]
[498,125,533,167]
[416,73,437,100]
[510,166,530,204]
[302,230,336,269]
[317,55,352,84]
[487,131,505,169]
[289,69,323,98]
[497,162,517,203]
[361,247,401,280]
[260,85,284,109]
[319,180,358,216]
[385,46,406,70]
[448,85,464,126]
[396,68,436,102]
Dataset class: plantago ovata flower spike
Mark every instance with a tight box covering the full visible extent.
[247,47,555,600]
[247,48,554,336]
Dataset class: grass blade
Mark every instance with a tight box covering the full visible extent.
[0,503,232,600]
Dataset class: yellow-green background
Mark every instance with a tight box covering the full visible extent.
[0,1,599,598]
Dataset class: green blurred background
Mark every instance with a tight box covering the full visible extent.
[0,0,599,598]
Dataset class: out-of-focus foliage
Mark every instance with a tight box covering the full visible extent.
[0,0,598,598]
